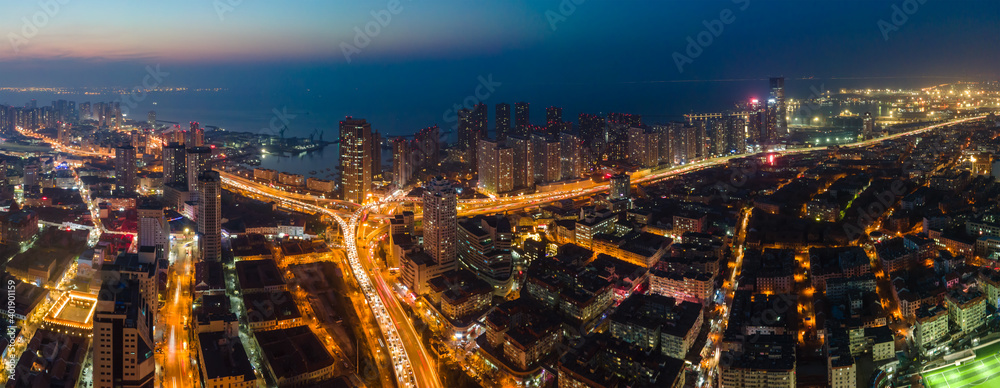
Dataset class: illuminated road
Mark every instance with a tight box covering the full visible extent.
[357,219,443,388]
[220,115,989,221]
[158,236,197,387]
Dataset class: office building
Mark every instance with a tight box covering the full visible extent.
[115,144,137,195]
[458,215,513,288]
[339,117,372,203]
[92,279,156,388]
[188,122,204,147]
[198,171,222,262]
[423,177,458,270]
[610,173,630,200]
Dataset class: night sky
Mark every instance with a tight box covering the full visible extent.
[0,0,997,133]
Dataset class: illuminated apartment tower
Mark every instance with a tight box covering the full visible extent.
[504,135,534,190]
[392,137,412,188]
[768,77,787,138]
[862,112,875,140]
[197,171,222,261]
[147,111,156,127]
[477,139,514,195]
[422,177,458,270]
[186,146,212,194]
[532,133,561,183]
[115,144,137,194]
[188,122,204,147]
[514,102,530,137]
[495,103,511,140]
[339,117,372,203]
[162,142,187,186]
[546,106,563,136]
[92,279,156,388]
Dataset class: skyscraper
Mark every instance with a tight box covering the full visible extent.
[198,171,222,262]
[115,144,137,194]
[514,102,530,136]
[163,142,187,186]
[147,111,156,127]
[423,177,458,270]
[546,106,563,136]
[495,103,511,141]
[862,112,875,140]
[339,117,372,203]
[504,135,534,191]
[769,77,787,138]
[371,129,382,181]
[186,146,212,194]
[392,137,412,189]
[188,122,204,146]
[477,139,514,195]
[560,132,583,180]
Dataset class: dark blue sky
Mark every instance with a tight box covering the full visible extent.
[0,0,997,134]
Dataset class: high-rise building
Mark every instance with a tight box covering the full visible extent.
[198,171,222,262]
[115,144,137,194]
[371,129,382,181]
[477,139,513,195]
[92,279,156,388]
[559,132,583,180]
[147,111,156,127]
[532,133,561,183]
[610,173,630,200]
[138,200,169,263]
[768,77,787,138]
[413,125,440,169]
[339,117,372,203]
[495,103,511,141]
[163,142,187,186]
[422,177,458,270]
[186,146,212,194]
[862,112,875,140]
[578,113,605,146]
[188,122,204,147]
[392,137,412,188]
[546,106,563,136]
[514,102,530,137]
[628,127,660,168]
[504,135,534,190]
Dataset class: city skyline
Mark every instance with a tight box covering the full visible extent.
[2,2,1000,388]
